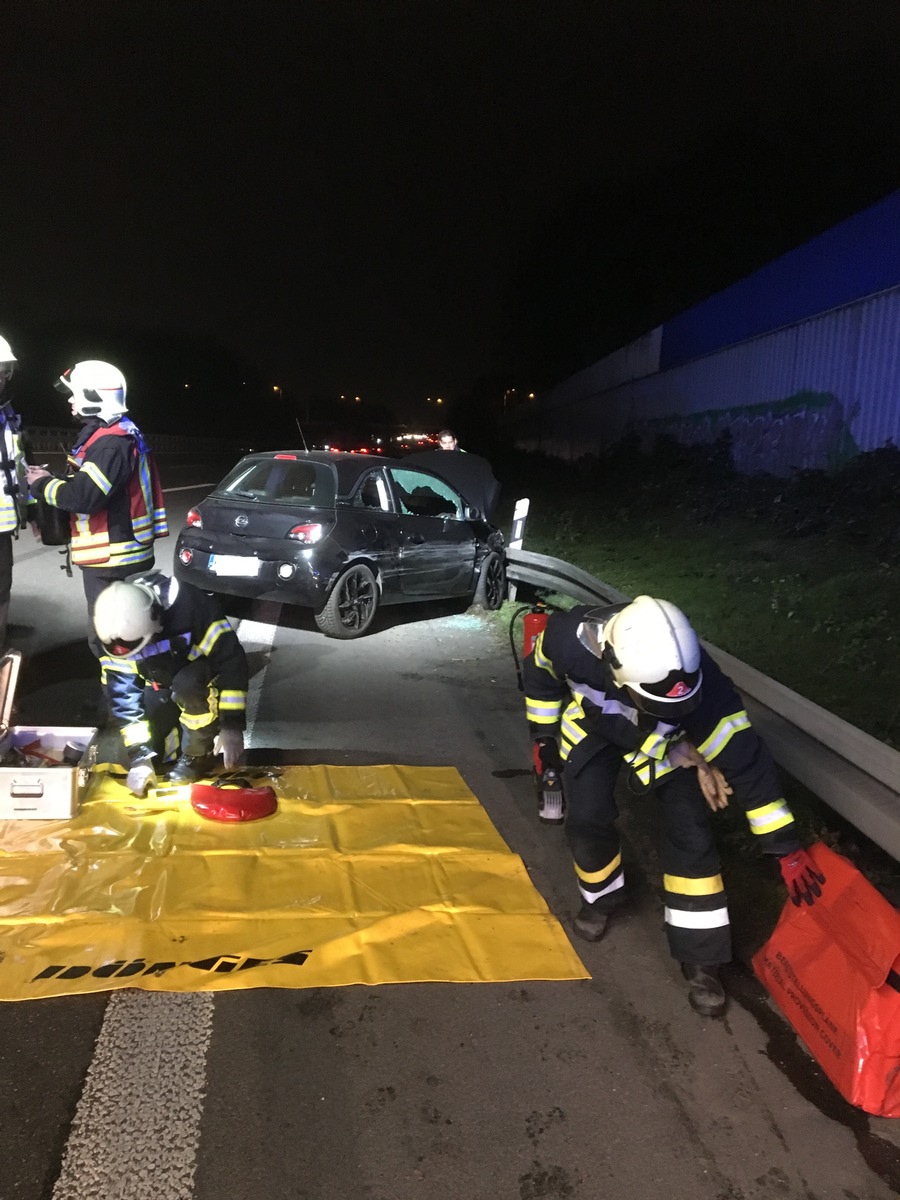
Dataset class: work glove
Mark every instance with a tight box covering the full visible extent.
[667,738,733,812]
[532,737,564,824]
[125,759,157,797]
[779,849,826,906]
[214,727,245,770]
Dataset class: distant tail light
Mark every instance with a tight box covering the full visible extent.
[287,523,326,544]
[186,508,203,528]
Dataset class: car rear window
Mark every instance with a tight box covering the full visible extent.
[215,458,337,507]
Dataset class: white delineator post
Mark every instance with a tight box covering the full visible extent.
[507,496,529,602]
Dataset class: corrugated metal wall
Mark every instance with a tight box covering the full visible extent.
[520,286,900,474]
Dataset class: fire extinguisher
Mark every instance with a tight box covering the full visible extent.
[509,599,565,825]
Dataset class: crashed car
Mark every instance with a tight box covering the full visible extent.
[173,450,506,638]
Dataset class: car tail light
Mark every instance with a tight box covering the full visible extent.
[287,523,325,544]
[186,508,203,528]
[179,547,194,565]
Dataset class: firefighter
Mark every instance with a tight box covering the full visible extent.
[24,361,168,654]
[0,335,28,648]
[523,594,825,1017]
[92,571,248,793]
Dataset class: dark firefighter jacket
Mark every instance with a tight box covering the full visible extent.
[32,417,167,569]
[523,604,800,856]
[100,574,248,760]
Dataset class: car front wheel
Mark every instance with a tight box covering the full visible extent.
[314,564,380,638]
[472,551,506,610]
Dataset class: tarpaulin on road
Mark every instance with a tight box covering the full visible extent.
[0,764,588,999]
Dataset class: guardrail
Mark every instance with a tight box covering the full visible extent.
[505,547,900,862]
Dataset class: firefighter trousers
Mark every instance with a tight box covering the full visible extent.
[142,658,219,762]
[562,742,731,966]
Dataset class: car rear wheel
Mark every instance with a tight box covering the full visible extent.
[315,564,379,638]
[472,551,506,610]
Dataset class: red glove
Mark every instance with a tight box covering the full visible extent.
[779,849,826,907]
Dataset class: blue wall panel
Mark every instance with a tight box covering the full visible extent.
[660,189,900,369]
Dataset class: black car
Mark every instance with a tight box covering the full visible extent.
[174,450,507,638]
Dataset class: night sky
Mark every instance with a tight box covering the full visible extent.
[6,1,900,435]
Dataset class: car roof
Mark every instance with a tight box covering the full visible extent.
[238,450,411,494]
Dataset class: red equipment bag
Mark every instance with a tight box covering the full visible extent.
[190,778,277,823]
[753,841,900,1116]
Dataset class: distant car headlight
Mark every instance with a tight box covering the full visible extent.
[287,523,325,544]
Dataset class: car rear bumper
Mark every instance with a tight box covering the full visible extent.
[174,533,332,608]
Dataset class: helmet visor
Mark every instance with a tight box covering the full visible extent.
[624,667,702,719]
[101,636,145,658]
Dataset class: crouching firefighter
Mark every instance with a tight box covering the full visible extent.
[92,572,249,795]
[523,595,825,1018]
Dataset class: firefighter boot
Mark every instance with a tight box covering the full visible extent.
[167,753,214,785]
[572,902,610,943]
[681,962,727,1018]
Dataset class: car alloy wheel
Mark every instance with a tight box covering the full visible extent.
[473,551,506,610]
[314,563,379,638]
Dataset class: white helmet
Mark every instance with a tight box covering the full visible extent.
[93,580,162,657]
[55,360,127,420]
[578,595,702,718]
[0,335,16,364]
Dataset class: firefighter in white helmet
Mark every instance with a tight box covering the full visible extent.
[92,571,248,793]
[0,334,29,648]
[523,595,825,1017]
[25,361,168,655]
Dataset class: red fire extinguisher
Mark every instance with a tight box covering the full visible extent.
[522,604,549,658]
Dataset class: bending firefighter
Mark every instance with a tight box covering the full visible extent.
[25,361,168,653]
[92,572,249,794]
[523,595,825,1018]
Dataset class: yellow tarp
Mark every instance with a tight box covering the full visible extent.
[0,764,588,999]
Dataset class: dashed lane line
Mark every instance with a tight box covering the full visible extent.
[50,613,278,1200]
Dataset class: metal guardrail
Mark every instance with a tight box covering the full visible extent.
[505,547,900,862]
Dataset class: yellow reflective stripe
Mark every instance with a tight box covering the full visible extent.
[197,619,231,656]
[525,698,563,724]
[180,710,216,731]
[44,479,65,505]
[122,720,152,747]
[664,873,724,896]
[99,655,140,675]
[532,630,556,676]
[639,731,670,761]
[747,799,793,835]
[697,711,752,761]
[575,852,622,885]
[163,728,179,762]
[80,461,112,495]
[218,690,246,710]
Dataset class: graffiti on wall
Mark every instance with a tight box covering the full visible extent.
[636,390,860,475]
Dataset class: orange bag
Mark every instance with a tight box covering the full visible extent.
[753,842,900,1117]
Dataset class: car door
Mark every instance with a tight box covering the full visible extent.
[386,467,477,597]
[343,468,403,595]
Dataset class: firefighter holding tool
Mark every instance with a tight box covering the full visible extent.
[92,571,248,794]
[25,361,168,655]
[523,594,825,1017]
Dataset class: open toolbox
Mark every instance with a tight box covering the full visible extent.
[0,650,98,819]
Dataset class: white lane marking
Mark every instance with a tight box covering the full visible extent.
[163,483,215,493]
[51,611,278,1199]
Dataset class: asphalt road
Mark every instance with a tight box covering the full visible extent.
[0,454,898,1200]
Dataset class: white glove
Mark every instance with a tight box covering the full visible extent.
[214,727,245,770]
[126,760,156,797]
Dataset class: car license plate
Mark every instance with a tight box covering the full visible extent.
[208,554,260,577]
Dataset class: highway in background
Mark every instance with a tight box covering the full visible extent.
[0,454,897,1200]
